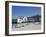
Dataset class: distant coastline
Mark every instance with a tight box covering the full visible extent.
[12,15,41,24]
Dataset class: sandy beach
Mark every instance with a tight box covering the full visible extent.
[12,22,41,31]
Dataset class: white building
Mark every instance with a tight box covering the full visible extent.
[17,16,27,23]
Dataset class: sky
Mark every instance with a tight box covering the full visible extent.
[12,6,41,19]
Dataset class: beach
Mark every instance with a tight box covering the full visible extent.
[12,22,41,31]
